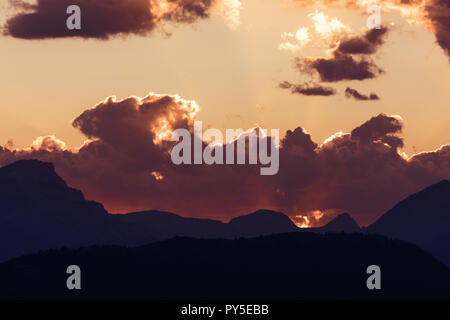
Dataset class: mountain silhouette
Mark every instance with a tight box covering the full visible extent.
[110,210,230,245]
[307,213,361,233]
[0,160,311,262]
[228,209,299,237]
[2,159,450,271]
[2,159,450,299]
[367,179,450,266]
[0,232,448,300]
[0,160,120,262]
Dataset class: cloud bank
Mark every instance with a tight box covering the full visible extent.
[1,92,450,227]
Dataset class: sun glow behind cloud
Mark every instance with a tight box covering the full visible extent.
[293,215,311,228]
[291,210,330,228]
[150,93,200,144]
[150,0,177,20]
[311,11,349,38]
[279,11,350,52]
[218,0,243,30]
[321,131,345,147]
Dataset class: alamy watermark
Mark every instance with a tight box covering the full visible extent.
[170,121,280,176]
[66,265,81,290]
[66,5,81,30]
[367,5,382,30]
[366,265,381,290]
[64,264,381,291]
[66,4,381,31]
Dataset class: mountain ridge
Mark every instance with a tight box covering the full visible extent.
[0,160,357,262]
[366,178,450,266]
[1,159,449,269]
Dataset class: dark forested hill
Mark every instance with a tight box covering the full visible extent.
[0,232,448,300]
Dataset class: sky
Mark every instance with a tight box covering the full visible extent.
[0,0,450,227]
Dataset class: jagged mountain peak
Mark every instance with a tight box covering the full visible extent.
[321,213,361,232]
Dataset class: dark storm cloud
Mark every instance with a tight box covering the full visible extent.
[3,0,217,39]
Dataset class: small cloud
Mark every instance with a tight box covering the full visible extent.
[30,135,66,152]
[296,54,384,82]
[279,42,301,52]
[336,26,390,55]
[345,87,380,101]
[279,81,337,96]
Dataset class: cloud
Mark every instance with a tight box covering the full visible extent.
[279,42,301,52]
[279,12,347,52]
[7,0,36,10]
[336,26,389,55]
[280,15,388,96]
[426,0,450,59]
[279,81,337,96]
[72,93,199,146]
[3,0,218,39]
[1,94,450,226]
[292,25,389,83]
[350,113,403,146]
[216,0,242,30]
[30,135,67,152]
[279,13,390,97]
[296,53,384,82]
[273,114,431,225]
[345,87,380,101]
[311,10,350,38]
[291,0,450,60]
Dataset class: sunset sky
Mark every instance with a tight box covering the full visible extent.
[0,0,449,226]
